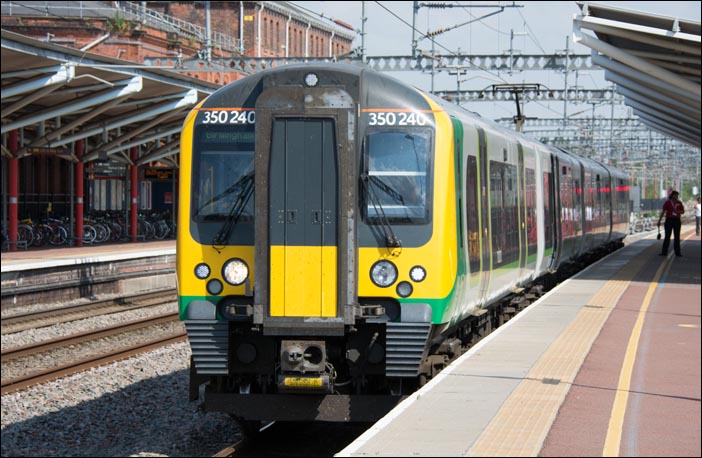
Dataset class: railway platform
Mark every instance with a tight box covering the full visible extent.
[1,240,175,307]
[1,231,699,457]
[1,239,175,272]
[338,226,701,457]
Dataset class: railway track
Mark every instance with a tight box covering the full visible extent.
[1,312,186,395]
[212,439,248,457]
[1,288,177,334]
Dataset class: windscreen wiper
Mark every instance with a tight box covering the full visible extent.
[361,173,401,248]
[211,171,255,250]
[369,175,405,205]
[195,170,253,217]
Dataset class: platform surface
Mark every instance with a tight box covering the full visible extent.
[338,227,701,457]
[1,240,175,272]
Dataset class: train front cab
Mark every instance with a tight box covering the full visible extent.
[178,65,632,428]
[178,66,464,423]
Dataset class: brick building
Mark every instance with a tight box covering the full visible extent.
[1,1,356,85]
[1,2,357,246]
[150,1,355,59]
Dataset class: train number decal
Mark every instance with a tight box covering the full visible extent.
[365,110,432,126]
[200,109,255,125]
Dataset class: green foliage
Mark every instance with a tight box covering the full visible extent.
[107,12,131,33]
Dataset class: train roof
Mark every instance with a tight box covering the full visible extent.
[201,63,433,113]
[200,63,627,179]
[424,87,626,178]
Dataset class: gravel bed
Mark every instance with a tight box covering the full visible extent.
[1,303,178,350]
[2,321,185,380]
[1,293,126,319]
[1,342,239,457]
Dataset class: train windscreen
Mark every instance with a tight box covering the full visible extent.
[363,129,433,224]
[190,125,255,245]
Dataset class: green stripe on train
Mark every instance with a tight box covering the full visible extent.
[178,296,220,321]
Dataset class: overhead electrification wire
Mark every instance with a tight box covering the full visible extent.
[454,1,511,36]
[373,1,509,84]
[288,1,350,29]
[373,1,458,57]
[516,8,546,53]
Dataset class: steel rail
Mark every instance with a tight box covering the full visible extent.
[1,288,176,334]
[1,312,179,361]
[1,331,186,395]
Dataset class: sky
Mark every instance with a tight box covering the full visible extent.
[291,1,701,122]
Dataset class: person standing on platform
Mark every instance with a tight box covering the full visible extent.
[657,190,685,257]
[694,196,701,236]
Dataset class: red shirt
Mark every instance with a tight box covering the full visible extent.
[662,199,684,219]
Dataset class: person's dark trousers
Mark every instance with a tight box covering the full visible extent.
[662,218,682,255]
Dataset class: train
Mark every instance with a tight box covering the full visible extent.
[176,63,630,429]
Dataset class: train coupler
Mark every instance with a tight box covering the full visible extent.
[277,339,334,393]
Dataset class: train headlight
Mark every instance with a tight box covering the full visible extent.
[194,263,211,279]
[304,72,319,87]
[370,260,398,288]
[206,279,223,295]
[396,281,413,298]
[222,258,248,286]
[409,265,426,282]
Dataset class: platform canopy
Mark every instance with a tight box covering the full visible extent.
[574,2,701,149]
[1,29,218,166]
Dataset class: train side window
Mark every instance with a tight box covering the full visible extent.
[544,170,554,247]
[363,129,433,224]
[525,168,538,253]
[490,161,519,266]
[465,155,480,274]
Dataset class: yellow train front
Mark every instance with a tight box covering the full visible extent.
[177,64,460,423]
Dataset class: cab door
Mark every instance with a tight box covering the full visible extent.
[268,118,338,317]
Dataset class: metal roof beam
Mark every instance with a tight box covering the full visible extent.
[90,108,186,157]
[25,96,130,150]
[157,157,178,168]
[574,26,701,101]
[626,49,702,65]
[634,110,701,138]
[2,80,66,118]
[635,115,700,148]
[1,63,74,99]
[103,126,181,157]
[603,70,698,118]
[1,76,142,134]
[2,31,217,95]
[137,138,180,165]
[623,96,700,131]
[633,110,700,146]
[594,54,698,109]
[53,89,197,149]
[574,16,701,54]
[615,84,700,121]
[653,64,700,81]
